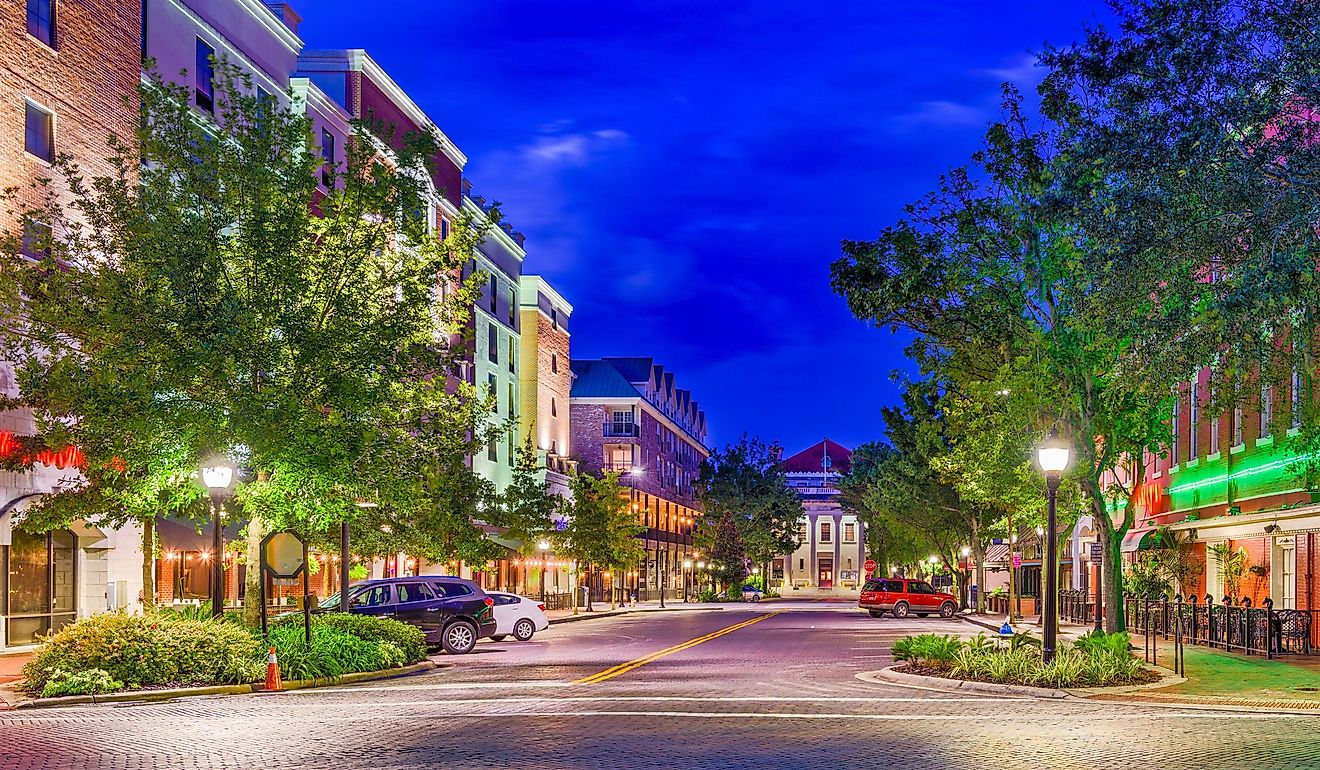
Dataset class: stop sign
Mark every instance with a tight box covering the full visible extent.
[863,559,877,573]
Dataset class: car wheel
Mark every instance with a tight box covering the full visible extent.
[868,609,883,618]
[490,634,507,642]
[512,618,536,642]
[893,602,910,619]
[442,620,478,654]
[750,595,761,603]
[939,602,956,618]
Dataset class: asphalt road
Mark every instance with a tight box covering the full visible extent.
[6,600,1320,769]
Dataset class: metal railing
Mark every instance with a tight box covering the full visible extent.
[1123,594,1318,660]
[1059,589,1095,625]
[541,592,575,611]
[603,422,639,437]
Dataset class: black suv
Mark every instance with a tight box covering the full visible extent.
[320,576,497,654]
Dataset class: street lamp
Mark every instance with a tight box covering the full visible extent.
[683,559,693,602]
[201,458,234,619]
[1037,430,1071,663]
[927,555,939,582]
[538,540,551,604]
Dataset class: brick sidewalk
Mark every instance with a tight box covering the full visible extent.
[0,652,32,686]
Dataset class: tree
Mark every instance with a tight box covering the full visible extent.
[493,436,564,555]
[832,89,1197,630]
[556,472,644,611]
[694,435,803,593]
[0,61,496,619]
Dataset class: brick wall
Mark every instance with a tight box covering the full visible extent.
[570,403,609,474]
[1,0,141,233]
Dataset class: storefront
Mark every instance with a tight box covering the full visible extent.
[2,527,77,647]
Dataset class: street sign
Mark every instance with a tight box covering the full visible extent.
[1089,542,1104,561]
[1011,554,1022,569]
[262,531,306,578]
[863,559,877,574]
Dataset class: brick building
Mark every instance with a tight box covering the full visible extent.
[0,0,144,649]
[570,358,708,601]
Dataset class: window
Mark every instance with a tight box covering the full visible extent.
[844,523,856,543]
[1232,407,1243,447]
[24,100,53,162]
[429,580,471,598]
[551,397,557,417]
[507,382,514,417]
[6,529,76,645]
[908,581,935,595]
[487,325,498,364]
[396,583,435,603]
[797,521,807,542]
[487,372,496,397]
[550,307,558,329]
[320,129,335,187]
[1210,414,1220,455]
[440,218,450,240]
[487,438,498,462]
[195,38,215,112]
[550,353,558,374]
[351,585,391,607]
[27,0,54,46]
[819,521,831,543]
[799,558,805,571]
[489,275,498,313]
[508,337,516,373]
[21,220,51,260]
[1189,382,1199,460]
[1294,370,1304,429]
[1171,395,1180,465]
[508,289,516,325]
[1261,384,1272,439]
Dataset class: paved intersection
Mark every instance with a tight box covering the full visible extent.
[5,601,1320,769]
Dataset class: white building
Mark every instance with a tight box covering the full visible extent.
[777,439,865,592]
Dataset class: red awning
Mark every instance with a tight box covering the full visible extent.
[1120,528,1158,554]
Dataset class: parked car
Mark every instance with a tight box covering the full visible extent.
[858,577,957,619]
[740,585,763,603]
[319,576,497,654]
[486,592,550,642]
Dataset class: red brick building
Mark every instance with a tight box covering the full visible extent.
[570,358,708,601]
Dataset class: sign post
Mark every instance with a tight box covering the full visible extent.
[260,530,309,643]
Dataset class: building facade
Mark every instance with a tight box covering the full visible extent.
[1,0,144,649]
[518,275,574,497]
[779,439,865,592]
[1113,365,1317,612]
[570,358,708,601]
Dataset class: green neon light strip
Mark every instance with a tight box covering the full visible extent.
[1166,452,1318,496]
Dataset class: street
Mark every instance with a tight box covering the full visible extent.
[5,600,1320,770]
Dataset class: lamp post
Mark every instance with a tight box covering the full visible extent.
[1037,431,1071,663]
[683,559,693,602]
[1094,535,1104,633]
[927,555,939,583]
[538,540,551,605]
[960,546,972,610]
[201,459,234,619]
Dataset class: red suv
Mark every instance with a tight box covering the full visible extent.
[858,577,957,619]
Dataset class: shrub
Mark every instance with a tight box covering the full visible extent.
[40,668,124,698]
[274,613,427,664]
[22,611,265,694]
[892,634,963,665]
[267,624,396,681]
[932,638,1150,688]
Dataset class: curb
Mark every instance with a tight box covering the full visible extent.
[10,660,439,710]
[857,665,1072,699]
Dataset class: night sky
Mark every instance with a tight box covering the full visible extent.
[294,1,1113,454]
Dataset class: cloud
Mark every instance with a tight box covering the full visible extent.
[979,54,1044,85]
[893,100,988,129]
[520,126,630,167]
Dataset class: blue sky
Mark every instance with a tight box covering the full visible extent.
[295,1,1112,453]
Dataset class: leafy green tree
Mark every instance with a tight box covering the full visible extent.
[492,436,564,554]
[695,435,803,592]
[832,89,1196,630]
[0,61,495,619]
[556,472,644,610]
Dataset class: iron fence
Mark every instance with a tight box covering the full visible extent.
[1123,594,1317,660]
[1059,589,1094,625]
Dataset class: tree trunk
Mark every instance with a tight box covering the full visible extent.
[971,517,985,613]
[243,513,264,628]
[140,518,156,609]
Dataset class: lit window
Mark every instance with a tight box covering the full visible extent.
[487,325,498,364]
[27,0,54,46]
[320,129,335,187]
[819,521,831,543]
[844,523,856,543]
[24,100,53,162]
[196,39,215,112]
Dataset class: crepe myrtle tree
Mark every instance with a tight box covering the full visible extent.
[0,60,497,619]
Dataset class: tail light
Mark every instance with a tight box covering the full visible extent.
[483,597,494,607]
[537,603,546,612]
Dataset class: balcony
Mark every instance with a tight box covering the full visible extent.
[603,422,639,438]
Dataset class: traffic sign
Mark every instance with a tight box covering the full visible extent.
[261,531,306,579]
[1011,554,1022,569]
[863,559,877,574]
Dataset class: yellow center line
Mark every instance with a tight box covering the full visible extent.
[575,611,783,685]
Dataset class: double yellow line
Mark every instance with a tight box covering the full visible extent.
[576,611,782,685]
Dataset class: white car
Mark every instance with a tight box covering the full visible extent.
[488,592,550,642]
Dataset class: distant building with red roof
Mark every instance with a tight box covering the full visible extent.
[774,439,865,592]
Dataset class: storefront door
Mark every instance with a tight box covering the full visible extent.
[4,528,76,646]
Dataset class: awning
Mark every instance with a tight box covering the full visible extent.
[984,543,1010,563]
[1120,528,1158,553]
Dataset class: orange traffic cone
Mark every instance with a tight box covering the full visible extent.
[265,646,283,692]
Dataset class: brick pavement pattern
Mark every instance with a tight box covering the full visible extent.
[5,605,1320,769]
